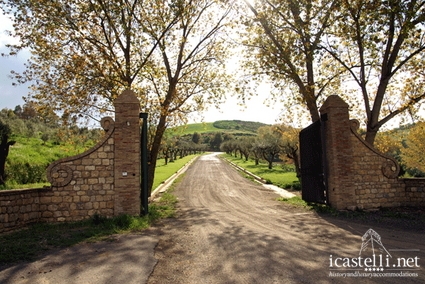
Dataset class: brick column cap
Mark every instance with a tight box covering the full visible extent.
[319,95,348,114]
[115,89,139,105]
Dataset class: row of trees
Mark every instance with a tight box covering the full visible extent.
[1,0,425,192]
[220,125,300,175]
[160,135,208,165]
[159,131,236,164]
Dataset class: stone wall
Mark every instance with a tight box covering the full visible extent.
[402,178,425,205]
[0,187,47,232]
[43,116,116,222]
[0,90,141,233]
[320,95,425,210]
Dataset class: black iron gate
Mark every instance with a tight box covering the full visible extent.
[299,118,327,203]
[140,112,149,215]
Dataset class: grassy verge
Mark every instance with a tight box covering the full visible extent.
[221,154,299,189]
[277,196,336,213]
[152,154,198,190]
[0,175,182,266]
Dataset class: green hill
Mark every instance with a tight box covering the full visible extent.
[171,122,219,135]
[170,120,268,136]
[213,120,268,133]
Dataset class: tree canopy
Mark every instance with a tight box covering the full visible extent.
[324,0,425,144]
[1,0,236,192]
[239,0,341,124]
[240,0,425,145]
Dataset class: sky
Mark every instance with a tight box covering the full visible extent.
[0,13,283,126]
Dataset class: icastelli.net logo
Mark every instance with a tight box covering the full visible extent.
[329,229,421,278]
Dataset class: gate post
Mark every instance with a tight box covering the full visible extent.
[319,95,357,210]
[114,89,141,216]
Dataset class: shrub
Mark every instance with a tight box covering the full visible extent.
[6,162,48,184]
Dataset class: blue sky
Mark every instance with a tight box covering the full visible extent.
[0,13,282,125]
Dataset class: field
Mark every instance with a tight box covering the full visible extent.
[222,154,299,189]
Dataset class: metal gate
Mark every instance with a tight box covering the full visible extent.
[299,118,327,203]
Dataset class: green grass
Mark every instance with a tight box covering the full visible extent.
[277,196,337,214]
[8,136,86,164]
[222,154,299,189]
[152,155,198,190]
[0,177,181,265]
[1,183,50,190]
[2,135,92,189]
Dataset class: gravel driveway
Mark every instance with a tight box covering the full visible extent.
[1,153,423,284]
[148,153,424,284]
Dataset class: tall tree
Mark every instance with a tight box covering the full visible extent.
[138,0,234,192]
[1,0,235,193]
[323,0,425,144]
[240,0,341,124]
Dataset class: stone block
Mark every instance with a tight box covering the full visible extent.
[42,211,53,218]
[40,197,52,203]
[52,196,63,203]
[88,178,98,185]
[81,196,90,202]
[48,204,58,211]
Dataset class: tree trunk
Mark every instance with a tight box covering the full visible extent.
[0,140,15,186]
[365,129,378,146]
[268,160,273,170]
[147,115,167,196]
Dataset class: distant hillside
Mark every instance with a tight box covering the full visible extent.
[213,120,268,132]
[171,122,219,135]
[170,120,268,136]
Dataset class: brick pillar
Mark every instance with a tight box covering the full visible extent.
[114,89,141,216]
[320,95,356,210]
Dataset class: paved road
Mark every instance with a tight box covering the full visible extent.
[148,153,424,283]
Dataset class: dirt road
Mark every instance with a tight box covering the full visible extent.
[148,153,424,284]
[1,153,423,284]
